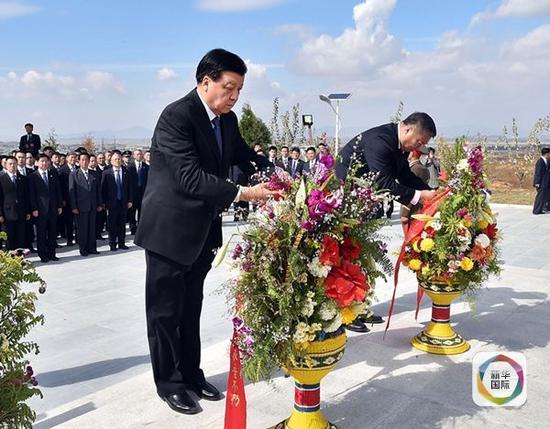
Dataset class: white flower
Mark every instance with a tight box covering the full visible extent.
[308,256,331,278]
[456,159,469,172]
[319,301,338,321]
[323,312,343,333]
[475,233,491,249]
[349,301,368,317]
[301,294,317,317]
[431,219,442,231]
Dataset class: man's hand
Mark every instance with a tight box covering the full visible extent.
[72,208,79,215]
[57,208,63,215]
[32,210,39,218]
[239,183,284,202]
[127,202,133,209]
[419,190,436,204]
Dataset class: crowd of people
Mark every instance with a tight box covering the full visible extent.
[0,123,150,262]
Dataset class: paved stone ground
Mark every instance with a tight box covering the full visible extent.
[26,204,550,428]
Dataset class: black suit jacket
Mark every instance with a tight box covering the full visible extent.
[289,159,304,178]
[101,167,133,210]
[19,134,41,157]
[28,169,62,217]
[127,161,149,200]
[336,123,431,204]
[533,158,549,188]
[276,157,291,174]
[0,173,30,221]
[59,164,78,204]
[135,88,270,266]
[302,160,318,176]
[69,169,101,212]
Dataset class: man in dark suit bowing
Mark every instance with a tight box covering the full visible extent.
[335,112,437,332]
[0,156,31,250]
[69,152,102,256]
[135,49,278,416]
[28,154,63,262]
[19,123,41,158]
[101,150,133,251]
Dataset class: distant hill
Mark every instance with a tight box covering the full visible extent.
[60,126,152,140]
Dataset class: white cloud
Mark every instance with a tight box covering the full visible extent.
[196,0,287,12]
[157,67,178,81]
[274,23,315,41]
[471,0,550,25]
[291,0,404,77]
[0,1,39,19]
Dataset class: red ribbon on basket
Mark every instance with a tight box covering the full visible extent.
[384,189,451,337]
[224,328,247,429]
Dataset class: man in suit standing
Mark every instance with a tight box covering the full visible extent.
[59,152,78,246]
[102,150,133,251]
[127,149,149,235]
[289,146,304,178]
[302,146,318,176]
[0,156,31,250]
[28,154,62,263]
[533,147,550,215]
[19,123,41,158]
[69,153,102,256]
[90,154,106,239]
[335,112,437,332]
[134,49,278,415]
[276,145,291,173]
[15,150,36,251]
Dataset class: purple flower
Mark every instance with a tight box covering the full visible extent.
[231,244,243,260]
[307,189,340,221]
[319,154,335,169]
[26,365,33,375]
[456,208,468,217]
[301,220,315,231]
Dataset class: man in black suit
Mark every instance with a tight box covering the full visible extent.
[302,146,318,176]
[289,146,304,178]
[134,49,278,415]
[0,156,31,250]
[533,147,550,215]
[335,112,437,332]
[59,152,78,246]
[19,123,41,158]
[69,153,102,256]
[127,149,149,234]
[101,150,133,251]
[15,150,36,251]
[89,154,106,239]
[276,145,291,173]
[28,154,62,262]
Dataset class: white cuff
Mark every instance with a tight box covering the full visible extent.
[234,185,243,202]
[410,190,421,205]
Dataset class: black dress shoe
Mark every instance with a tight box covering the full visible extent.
[344,320,370,333]
[80,252,89,257]
[162,392,200,415]
[66,241,75,246]
[50,256,60,261]
[40,258,49,263]
[89,250,100,255]
[187,380,222,401]
[119,244,130,250]
[29,248,37,254]
[360,314,385,324]
[110,245,118,252]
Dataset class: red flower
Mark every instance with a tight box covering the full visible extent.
[482,223,498,240]
[424,226,436,237]
[439,170,449,181]
[325,260,369,307]
[320,236,340,266]
[341,237,361,261]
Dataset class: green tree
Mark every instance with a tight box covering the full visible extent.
[239,103,272,150]
[0,237,46,429]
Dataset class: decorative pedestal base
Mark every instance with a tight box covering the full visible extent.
[411,281,470,355]
[275,332,346,429]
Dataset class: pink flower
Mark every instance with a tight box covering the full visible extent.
[319,154,335,169]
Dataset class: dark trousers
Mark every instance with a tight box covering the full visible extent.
[145,245,215,396]
[62,207,75,243]
[36,213,57,259]
[533,187,548,214]
[128,189,144,232]
[107,201,127,247]
[24,217,35,249]
[76,210,97,254]
[5,219,26,250]
[96,209,107,237]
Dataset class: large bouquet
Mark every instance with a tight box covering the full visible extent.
[226,156,392,381]
[402,139,501,294]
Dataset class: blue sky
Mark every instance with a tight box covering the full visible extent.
[1,0,549,140]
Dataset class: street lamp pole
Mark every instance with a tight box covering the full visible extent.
[319,93,351,155]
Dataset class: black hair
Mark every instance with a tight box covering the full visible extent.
[402,112,437,137]
[428,147,436,154]
[111,150,122,156]
[306,146,316,153]
[37,153,50,161]
[317,143,326,148]
[542,148,550,155]
[53,151,62,156]
[43,146,54,152]
[24,123,33,128]
[195,49,247,83]
[281,145,289,150]
[268,145,277,151]
[79,152,90,159]
[290,146,301,153]
[5,155,16,162]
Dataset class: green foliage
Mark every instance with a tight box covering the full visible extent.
[239,103,272,151]
[0,235,46,429]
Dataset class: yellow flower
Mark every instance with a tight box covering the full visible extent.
[412,239,421,253]
[476,219,489,229]
[462,219,472,228]
[421,264,431,276]
[341,307,356,325]
[420,238,435,252]
[409,259,422,271]
[460,257,474,271]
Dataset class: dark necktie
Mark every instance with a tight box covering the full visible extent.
[211,117,223,157]
[292,160,296,174]
[137,162,143,187]
[11,175,16,187]
[115,170,122,200]
[42,171,49,188]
